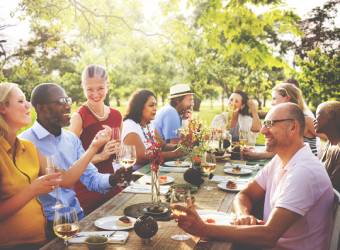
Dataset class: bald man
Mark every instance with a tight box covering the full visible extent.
[173,103,333,250]
[315,101,340,192]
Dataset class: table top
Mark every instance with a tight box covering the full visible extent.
[40,156,267,250]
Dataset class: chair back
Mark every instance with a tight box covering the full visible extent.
[329,189,340,250]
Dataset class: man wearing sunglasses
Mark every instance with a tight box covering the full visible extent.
[173,103,333,250]
[19,83,127,237]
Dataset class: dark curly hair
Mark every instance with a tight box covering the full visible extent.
[124,89,156,124]
[233,90,251,116]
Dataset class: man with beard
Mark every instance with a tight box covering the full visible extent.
[20,83,126,237]
[315,101,340,192]
[154,84,193,143]
[172,103,333,250]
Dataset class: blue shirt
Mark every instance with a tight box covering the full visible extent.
[153,104,181,141]
[19,121,111,221]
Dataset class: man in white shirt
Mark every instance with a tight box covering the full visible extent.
[173,103,333,250]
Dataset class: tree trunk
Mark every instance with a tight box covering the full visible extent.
[193,97,201,112]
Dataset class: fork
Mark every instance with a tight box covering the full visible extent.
[104,231,116,238]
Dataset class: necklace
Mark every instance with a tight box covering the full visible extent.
[141,124,154,143]
[86,103,108,121]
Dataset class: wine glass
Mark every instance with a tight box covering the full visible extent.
[239,129,249,149]
[201,151,217,190]
[53,206,79,245]
[46,155,63,209]
[111,127,121,164]
[119,144,137,186]
[170,188,191,241]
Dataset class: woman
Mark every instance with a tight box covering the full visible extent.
[69,64,122,214]
[122,89,183,167]
[243,83,318,160]
[0,83,110,249]
[211,90,261,141]
[272,83,318,155]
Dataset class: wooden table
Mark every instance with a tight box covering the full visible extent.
[40,157,266,250]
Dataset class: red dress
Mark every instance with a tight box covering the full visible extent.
[75,105,122,214]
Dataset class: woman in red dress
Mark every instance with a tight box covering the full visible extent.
[69,65,122,214]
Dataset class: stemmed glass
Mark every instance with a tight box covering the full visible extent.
[111,127,121,164]
[201,151,217,190]
[53,206,79,246]
[46,155,63,209]
[119,144,137,186]
[170,188,191,241]
[239,129,249,149]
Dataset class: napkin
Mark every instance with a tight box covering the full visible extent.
[68,231,129,244]
[159,166,188,173]
[123,184,170,194]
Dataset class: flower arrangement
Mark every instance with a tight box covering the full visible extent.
[143,125,164,205]
[178,118,210,165]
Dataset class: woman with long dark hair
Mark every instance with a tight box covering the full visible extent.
[211,90,261,141]
[122,89,183,167]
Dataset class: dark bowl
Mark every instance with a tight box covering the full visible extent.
[85,235,108,250]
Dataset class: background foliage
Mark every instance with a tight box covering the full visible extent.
[1,0,339,111]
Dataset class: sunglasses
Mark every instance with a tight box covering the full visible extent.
[263,118,295,128]
[48,97,72,105]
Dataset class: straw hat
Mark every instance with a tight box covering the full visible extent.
[169,84,193,99]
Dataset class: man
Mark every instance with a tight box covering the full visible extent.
[154,83,193,143]
[173,103,333,249]
[20,83,125,226]
[315,100,340,192]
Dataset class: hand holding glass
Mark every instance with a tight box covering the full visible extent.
[170,188,191,241]
[46,155,63,209]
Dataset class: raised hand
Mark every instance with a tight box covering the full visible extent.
[90,125,112,151]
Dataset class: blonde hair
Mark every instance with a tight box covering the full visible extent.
[0,82,18,137]
[81,64,108,87]
[273,83,305,111]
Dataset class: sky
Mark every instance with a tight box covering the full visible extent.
[0,0,338,53]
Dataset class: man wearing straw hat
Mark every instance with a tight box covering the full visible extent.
[154,84,194,143]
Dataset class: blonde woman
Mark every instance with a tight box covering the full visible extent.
[243,83,318,160]
[69,65,122,214]
[272,83,318,155]
[0,83,110,249]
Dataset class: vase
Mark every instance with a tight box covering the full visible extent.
[151,167,161,206]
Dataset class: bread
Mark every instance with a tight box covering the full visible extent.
[116,216,132,227]
[232,166,241,173]
[226,180,237,189]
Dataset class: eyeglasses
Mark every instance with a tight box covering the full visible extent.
[263,119,295,128]
[49,97,72,105]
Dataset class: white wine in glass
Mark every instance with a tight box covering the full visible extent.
[170,188,191,241]
[53,207,79,245]
[46,155,63,209]
[119,144,137,185]
[111,127,121,164]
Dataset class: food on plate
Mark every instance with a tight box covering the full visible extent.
[232,166,241,173]
[116,216,132,227]
[175,160,182,166]
[205,218,216,224]
[226,180,237,189]
[159,176,168,184]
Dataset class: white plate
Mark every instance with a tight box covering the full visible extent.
[217,180,247,192]
[197,210,232,225]
[145,175,175,185]
[224,167,253,175]
[94,216,136,230]
[163,161,191,168]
